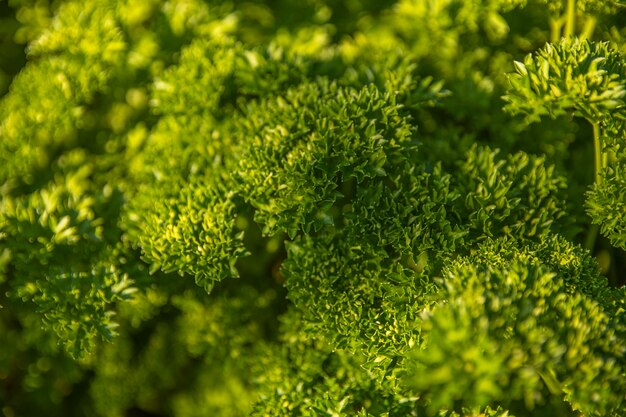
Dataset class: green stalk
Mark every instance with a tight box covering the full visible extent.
[593,122,602,185]
[564,0,576,38]
[581,16,597,39]
[585,122,602,251]
[585,224,599,251]
[550,18,564,42]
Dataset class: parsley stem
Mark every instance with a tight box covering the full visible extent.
[585,224,599,251]
[564,0,576,38]
[581,16,596,40]
[593,122,602,185]
[550,18,563,42]
[586,122,602,252]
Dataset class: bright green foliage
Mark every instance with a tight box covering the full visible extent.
[126,35,313,288]
[236,80,417,237]
[2,0,626,416]
[344,163,464,267]
[504,39,626,123]
[1,152,137,356]
[283,233,432,369]
[586,122,626,250]
[250,309,422,416]
[251,309,519,417]
[456,235,616,305]
[454,145,567,240]
[0,0,126,183]
[504,38,626,249]
[133,182,247,292]
[587,172,626,249]
[409,235,626,416]
[0,0,226,359]
[282,144,567,370]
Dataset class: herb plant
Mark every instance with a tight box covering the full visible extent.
[1,0,625,416]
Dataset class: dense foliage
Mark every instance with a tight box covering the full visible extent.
[1,0,626,416]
